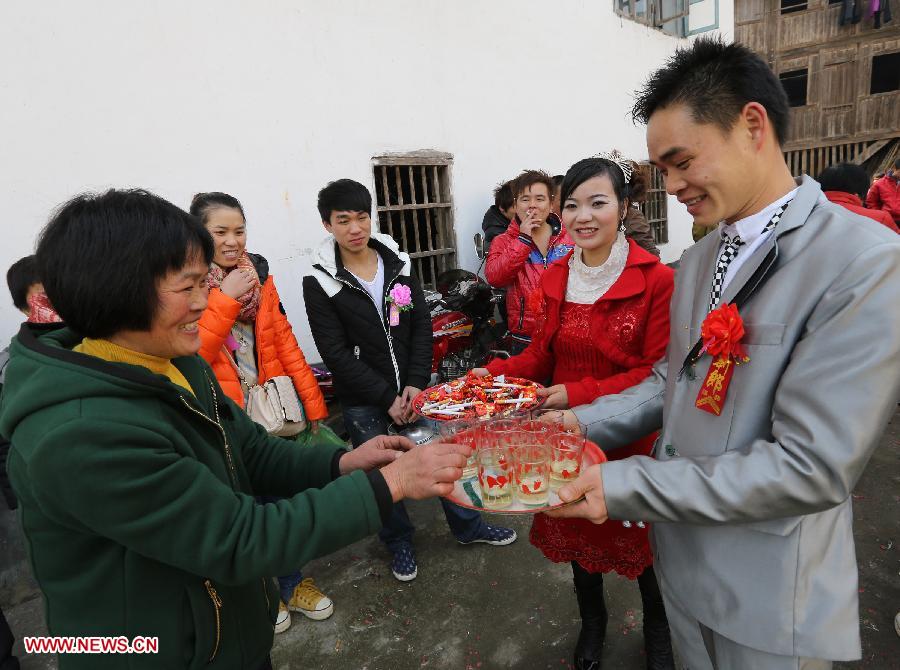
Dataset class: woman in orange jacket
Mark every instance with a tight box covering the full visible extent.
[191,191,332,636]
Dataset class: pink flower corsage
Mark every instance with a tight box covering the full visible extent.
[387,283,413,326]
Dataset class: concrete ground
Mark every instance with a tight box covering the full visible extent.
[4,412,898,669]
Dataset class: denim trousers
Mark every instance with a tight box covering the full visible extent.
[341,404,487,552]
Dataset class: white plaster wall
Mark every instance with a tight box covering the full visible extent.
[0,0,732,356]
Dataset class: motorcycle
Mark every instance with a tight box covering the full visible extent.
[425,233,510,383]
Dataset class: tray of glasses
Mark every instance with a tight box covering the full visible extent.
[444,439,606,515]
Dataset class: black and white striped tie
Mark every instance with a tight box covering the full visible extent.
[707,202,791,313]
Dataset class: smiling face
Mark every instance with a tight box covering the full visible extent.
[204,206,247,268]
[325,210,372,253]
[515,183,552,225]
[561,174,622,254]
[110,256,210,359]
[647,102,754,228]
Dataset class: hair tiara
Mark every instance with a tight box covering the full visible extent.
[592,149,634,184]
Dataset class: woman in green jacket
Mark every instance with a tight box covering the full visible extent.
[0,189,468,670]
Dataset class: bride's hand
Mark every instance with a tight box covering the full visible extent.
[537,384,569,409]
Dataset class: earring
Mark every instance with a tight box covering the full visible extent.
[619,215,626,232]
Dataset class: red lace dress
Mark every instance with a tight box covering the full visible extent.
[529,301,655,579]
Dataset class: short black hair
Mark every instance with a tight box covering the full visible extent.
[559,157,644,209]
[512,170,554,200]
[36,189,213,339]
[493,180,515,211]
[894,158,900,170]
[552,175,565,186]
[816,163,871,202]
[189,192,246,226]
[632,36,790,146]
[6,255,40,312]
[317,179,372,222]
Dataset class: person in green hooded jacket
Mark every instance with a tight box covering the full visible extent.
[0,189,469,670]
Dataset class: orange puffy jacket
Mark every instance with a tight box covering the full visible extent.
[198,264,328,421]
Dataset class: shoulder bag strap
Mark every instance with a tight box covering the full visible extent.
[222,346,257,391]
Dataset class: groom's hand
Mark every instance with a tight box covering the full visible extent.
[545,464,608,524]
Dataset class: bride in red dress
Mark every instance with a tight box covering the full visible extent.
[477,155,675,670]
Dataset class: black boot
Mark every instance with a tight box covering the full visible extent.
[572,561,608,670]
[637,567,675,670]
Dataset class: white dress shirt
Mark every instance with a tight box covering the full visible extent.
[717,187,798,293]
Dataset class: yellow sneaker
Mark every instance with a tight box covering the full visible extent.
[274,601,291,634]
[286,578,334,621]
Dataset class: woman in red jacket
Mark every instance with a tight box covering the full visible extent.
[486,170,574,354]
[192,192,331,636]
[477,156,675,670]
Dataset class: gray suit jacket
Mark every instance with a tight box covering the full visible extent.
[574,176,900,660]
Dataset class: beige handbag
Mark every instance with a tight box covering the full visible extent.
[226,349,307,437]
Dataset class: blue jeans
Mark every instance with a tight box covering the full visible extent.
[341,404,487,552]
[257,496,304,602]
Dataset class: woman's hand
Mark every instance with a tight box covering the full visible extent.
[380,441,471,501]
[470,368,490,378]
[220,268,256,299]
[537,384,569,409]
[400,386,421,423]
[338,435,413,474]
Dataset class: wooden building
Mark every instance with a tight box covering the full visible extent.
[736,0,900,177]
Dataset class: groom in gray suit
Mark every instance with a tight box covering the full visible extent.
[552,37,900,669]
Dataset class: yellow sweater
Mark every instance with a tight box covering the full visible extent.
[74,338,195,396]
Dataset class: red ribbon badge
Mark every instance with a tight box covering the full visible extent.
[695,303,750,415]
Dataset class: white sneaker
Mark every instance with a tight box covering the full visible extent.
[275,601,291,634]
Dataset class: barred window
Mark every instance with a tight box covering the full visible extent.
[639,164,669,245]
[372,152,456,290]
[616,0,690,37]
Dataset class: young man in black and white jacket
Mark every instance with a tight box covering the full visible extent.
[303,179,516,582]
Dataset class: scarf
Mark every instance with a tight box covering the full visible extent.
[565,232,630,305]
[206,252,262,321]
[27,291,63,324]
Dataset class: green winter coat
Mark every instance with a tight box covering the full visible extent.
[0,325,388,669]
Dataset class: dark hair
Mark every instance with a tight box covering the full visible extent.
[317,179,372,222]
[512,170,554,200]
[6,255,40,312]
[36,189,213,338]
[816,163,871,202]
[552,175,565,187]
[632,36,790,146]
[493,180,515,211]
[189,192,246,226]
[894,158,900,170]
[559,157,647,211]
